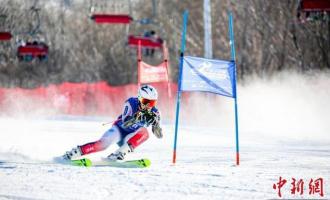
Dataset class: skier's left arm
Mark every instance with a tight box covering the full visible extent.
[147,110,162,139]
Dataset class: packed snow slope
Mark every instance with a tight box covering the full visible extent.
[0,71,329,200]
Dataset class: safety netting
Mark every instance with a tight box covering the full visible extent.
[0,82,176,117]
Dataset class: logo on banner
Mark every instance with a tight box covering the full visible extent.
[190,61,230,81]
[140,62,168,83]
[143,66,167,73]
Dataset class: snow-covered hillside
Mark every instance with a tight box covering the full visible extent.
[0,72,329,200]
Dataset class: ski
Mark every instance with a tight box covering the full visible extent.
[69,158,151,168]
[93,158,151,168]
[70,158,92,167]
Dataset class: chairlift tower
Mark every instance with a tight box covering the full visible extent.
[204,0,213,59]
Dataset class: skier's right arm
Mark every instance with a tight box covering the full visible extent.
[121,101,134,124]
[122,101,144,127]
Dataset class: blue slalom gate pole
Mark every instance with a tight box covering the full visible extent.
[228,12,240,165]
[172,10,188,164]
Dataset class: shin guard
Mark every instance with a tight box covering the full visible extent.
[79,140,105,155]
[127,128,149,149]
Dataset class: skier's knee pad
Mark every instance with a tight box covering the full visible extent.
[127,127,149,149]
[79,140,106,155]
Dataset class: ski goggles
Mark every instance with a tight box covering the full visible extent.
[139,97,157,108]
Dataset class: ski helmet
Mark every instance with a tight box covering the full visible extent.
[138,85,158,108]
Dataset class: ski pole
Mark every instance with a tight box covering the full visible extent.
[102,121,114,126]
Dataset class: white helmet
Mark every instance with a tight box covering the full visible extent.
[138,85,158,100]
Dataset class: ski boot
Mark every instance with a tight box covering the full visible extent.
[107,143,133,161]
[62,146,82,160]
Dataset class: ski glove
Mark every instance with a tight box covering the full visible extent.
[141,111,160,127]
[152,124,163,138]
[123,111,144,127]
[123,110,160,127]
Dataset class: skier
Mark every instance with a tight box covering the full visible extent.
[143,30,163,57]
[62,84,163,161]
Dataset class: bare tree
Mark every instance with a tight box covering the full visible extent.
[0,0,328,88]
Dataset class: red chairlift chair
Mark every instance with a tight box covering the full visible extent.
[128,35,163,49]
[0,32,12,41]
[17,42,49,61]
[297,0,330,22]
[300,0,330,11]
[0,14,12,41]
[18,43,48,56]
[91,14,133,24]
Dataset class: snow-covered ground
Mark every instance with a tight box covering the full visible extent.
[0,72,329,200]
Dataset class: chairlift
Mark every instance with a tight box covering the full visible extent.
[0,32,12,41]
[0,15,12,41]
[17,42,48,56]
[300,0,330,11]
[90,0,157,25]
[126,0,166,50]
[90,0,132,24]
[297,0,330,22]
[128,35,163,49]
[16,3,49,62]
[91,14,132,24]
[17,42,48,62]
